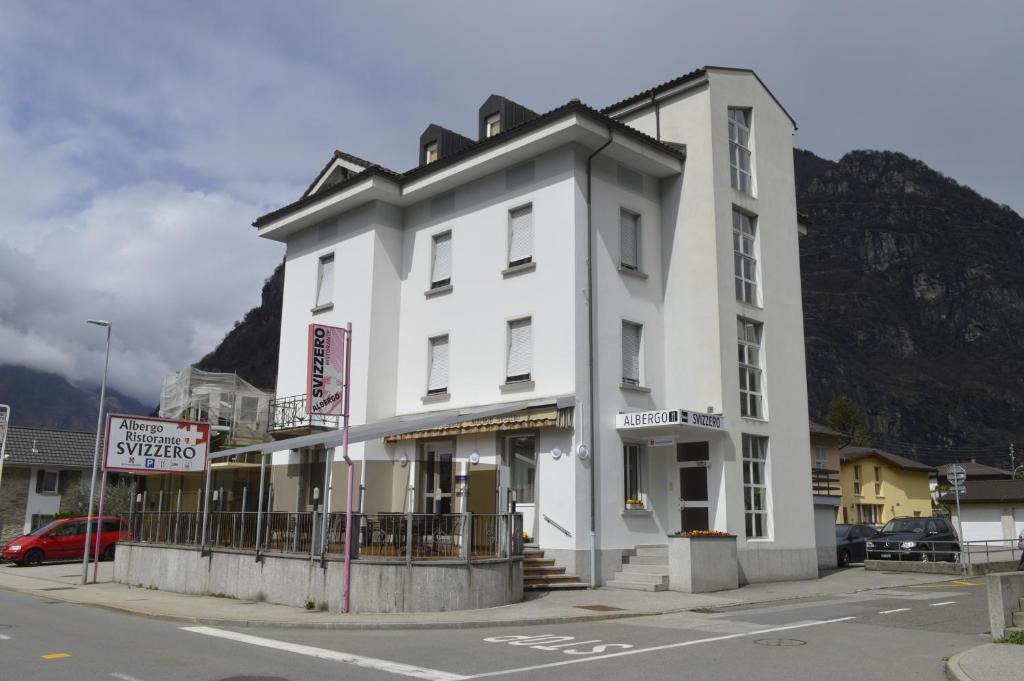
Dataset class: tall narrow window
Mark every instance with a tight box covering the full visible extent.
[508,205,533,267]
[742,434,769,538]
[737,319,763,419]
[623,443,644,507]
[431,231,452,288]
[315,253,334,308]
[620,209,640,270]
[853,465,862,495]
[814,446,828,470]
[622,321,642,386]
[486,113,501,138]
[507,435,536,503]
[733,210,757,304]
[424,142,438,164]
[874,466,882,496]
[427,335,449,395]
[506,317,532,382]
[729,108,753,194]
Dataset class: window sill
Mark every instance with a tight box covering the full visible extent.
[740,416,769,424]
[502,261,536,278]
[499,380,535,394]
[421,392,450,404]
[744,537,774,543]
[736,300,764,313]
[622,508,653,517]
[620,383,651,393]
[424,284,453,298]
[38,491,59,496]
[618,266,649,280]
[311,303,334,315]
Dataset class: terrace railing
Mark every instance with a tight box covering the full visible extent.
[268,394,340,432]
[811,468,841,496]
[127,511,523,563]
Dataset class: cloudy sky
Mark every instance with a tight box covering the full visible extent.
[1,1,1020,405]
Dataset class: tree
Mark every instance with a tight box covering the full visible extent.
[826,395,875,448]
[58,478,135,518]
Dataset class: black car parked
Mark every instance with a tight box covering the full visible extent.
[865,516,960,562]
[836,523,876,566]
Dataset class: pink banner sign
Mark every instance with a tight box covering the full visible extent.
[307,323,347,415]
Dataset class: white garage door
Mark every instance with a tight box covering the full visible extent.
[960,507,1004,542]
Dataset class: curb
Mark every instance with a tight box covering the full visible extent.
[0,574,967,631]
[944,645,985,681]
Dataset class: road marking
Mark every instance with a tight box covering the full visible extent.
[951,581,982,586]
[929,601,956,606]
[41,653,72,660]
[181,626,466,681]
[110,674,146,681]
[461,617,856,679]
[878,608,911,614]
[0,634,10,640]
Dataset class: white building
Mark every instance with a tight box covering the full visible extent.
[246,67,817,586]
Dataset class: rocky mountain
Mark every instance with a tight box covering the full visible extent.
[796,149,1024,448]
[0,364,151,430]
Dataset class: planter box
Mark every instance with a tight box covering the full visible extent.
[667,535,739,593]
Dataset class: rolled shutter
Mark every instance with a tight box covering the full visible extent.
[620,211,639,269]
[508,206,533,265]
[506,318,532,379]
[622,322,641,384]
[432,232,452,284]
[427,336,449,392]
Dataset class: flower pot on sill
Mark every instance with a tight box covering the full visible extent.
[625,503,646,511]
[667,534,739,593]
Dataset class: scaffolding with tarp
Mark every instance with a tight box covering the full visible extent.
[159,367,272,448]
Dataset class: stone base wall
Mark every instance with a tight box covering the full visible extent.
[0,467,30,543]
[114,543,523,613]
[737,546,819,585]
[668,537,739,593]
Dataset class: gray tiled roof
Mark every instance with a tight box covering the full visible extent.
[937,479,1024,504]
[840,446,935,472]
[3,426,99,469]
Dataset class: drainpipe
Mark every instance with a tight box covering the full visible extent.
[585,127,613,588]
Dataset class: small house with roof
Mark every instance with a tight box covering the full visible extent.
[838,447,935,525]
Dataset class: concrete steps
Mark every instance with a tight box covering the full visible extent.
[604,545,669,592]
[1012,611,1024,628]
[522,545,586,592]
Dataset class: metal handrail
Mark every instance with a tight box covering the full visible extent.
[542,514,572,537]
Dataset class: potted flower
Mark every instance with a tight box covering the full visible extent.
[624,498,645,511]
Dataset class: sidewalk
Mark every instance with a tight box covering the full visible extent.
[946,643,1024,681]
[0,562,963,630]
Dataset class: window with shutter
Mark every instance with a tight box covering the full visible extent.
[315,253,334,307]
[622,321,642,385]
[427,335,449,394]
[508,205,533,267]
[620,210,640,270]
[506,318,532,382]
[431,231,452,288]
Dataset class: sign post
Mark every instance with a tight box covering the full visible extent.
[0,405,9,496]
[947,464,967,551]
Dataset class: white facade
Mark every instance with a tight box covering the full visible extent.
[257,67,817,584]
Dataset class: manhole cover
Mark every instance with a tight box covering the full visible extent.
[574,605,625,612]
[39,587,75,591]
[0,624,13,629]
[754,638,806,647]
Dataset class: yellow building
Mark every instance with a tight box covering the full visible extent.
[838,447,934,525]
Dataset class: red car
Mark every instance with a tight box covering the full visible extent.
[1,516,129,566]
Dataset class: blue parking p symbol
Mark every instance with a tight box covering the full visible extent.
[145,458,156,469]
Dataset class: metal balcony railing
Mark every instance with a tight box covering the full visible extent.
[811,467,841,496]
[268,393,340,432]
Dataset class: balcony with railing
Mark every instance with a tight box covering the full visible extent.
[268,393,340,437]
[812,468,841,497]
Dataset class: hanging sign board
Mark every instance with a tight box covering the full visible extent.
[616,408,725,432]
[307,323,348,416]
[103,414,210,474]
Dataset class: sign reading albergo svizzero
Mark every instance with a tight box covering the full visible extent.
[306,323,347,416]
[103,414,210,473]
[615,408,724,431]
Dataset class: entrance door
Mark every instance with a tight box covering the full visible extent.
[676,442,710,532]
[419,443,454,514]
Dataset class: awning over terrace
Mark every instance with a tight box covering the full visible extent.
[209,394,576,460]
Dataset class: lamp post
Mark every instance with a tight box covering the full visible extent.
[81,319,111,585]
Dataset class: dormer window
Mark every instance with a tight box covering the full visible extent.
[485,114,501,138]
[424,142,439,164]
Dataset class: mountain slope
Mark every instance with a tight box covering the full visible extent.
[0,364,151,429]
[795,149,1024,446]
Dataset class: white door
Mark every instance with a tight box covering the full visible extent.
[419,443,454,514]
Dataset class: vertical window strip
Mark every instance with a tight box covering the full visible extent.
[508,205,533,266]
[431,232,452,287]
[427,335,449,394]
[506,318,532,381]
[737,319,763,418]
[728,108,753,194]
[622,321,642,386]
[624,443,643,505]
[732,210,757,304]
[315,253,334,307]
[742,434,769,538]
[620,210,640,270]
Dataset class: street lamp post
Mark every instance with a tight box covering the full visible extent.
[81,320,111,585]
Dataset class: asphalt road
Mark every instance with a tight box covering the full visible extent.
[0,579,990,681]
